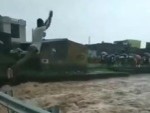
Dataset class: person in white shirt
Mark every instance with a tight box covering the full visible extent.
[7,11,53,79]
[32,11,53,52]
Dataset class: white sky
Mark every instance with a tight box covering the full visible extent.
[1,0,150,47]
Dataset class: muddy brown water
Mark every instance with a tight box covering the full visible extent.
[1,74,150,113]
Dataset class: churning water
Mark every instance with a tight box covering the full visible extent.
[1,74,150,113]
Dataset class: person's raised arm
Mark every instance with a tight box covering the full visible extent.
[44,10,53,29]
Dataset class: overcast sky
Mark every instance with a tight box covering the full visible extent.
[1,0,150,47]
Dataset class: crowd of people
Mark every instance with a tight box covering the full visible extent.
[96,51,150,67]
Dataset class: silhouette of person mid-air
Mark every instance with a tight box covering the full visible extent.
[7,11,53,79]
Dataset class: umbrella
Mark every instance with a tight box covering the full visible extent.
[144,52,150,57]
[0,40,4,45]
[101,51,108,55]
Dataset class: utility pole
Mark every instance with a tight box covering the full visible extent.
[88,36,91,44]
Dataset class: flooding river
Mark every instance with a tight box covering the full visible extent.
[1,74,150,113]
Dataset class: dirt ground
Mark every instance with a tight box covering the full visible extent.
[1,74,150,113]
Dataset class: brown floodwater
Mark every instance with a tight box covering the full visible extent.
[1,74,150,113]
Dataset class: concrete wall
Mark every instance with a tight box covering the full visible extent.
[68,41,88,66]
[114,39,141,48]
[40,39,88,68]
[0,16,26,43]
[40,39,68,65]
[88,50,97,58]
[3,23,11,34]
[126,40,141,48]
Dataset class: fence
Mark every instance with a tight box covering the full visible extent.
[0,88,59,113]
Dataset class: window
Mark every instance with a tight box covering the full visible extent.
[11,23,19,38]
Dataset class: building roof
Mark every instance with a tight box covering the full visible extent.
[42,38,68,43]
[0,15,26,25]
[42,38,85,47]
[114,39,141,43]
